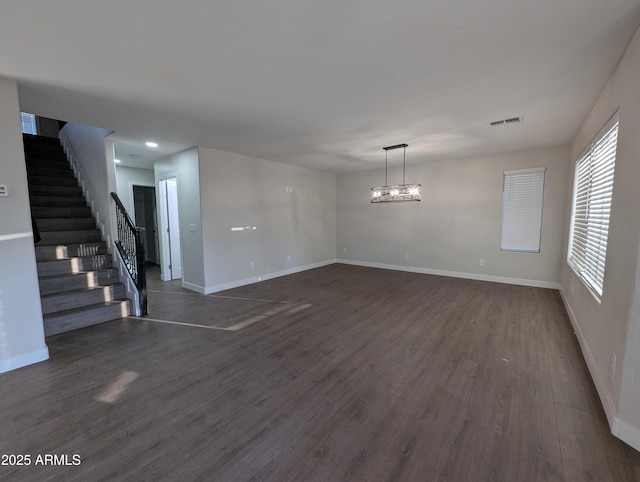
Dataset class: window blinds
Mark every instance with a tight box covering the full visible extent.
[500,167,546,252]
[21,112,37,135]
[568,114,618,298]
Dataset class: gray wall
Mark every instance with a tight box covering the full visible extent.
[36,116,60,138]
[337,145,569,287]
[59,123,117,247]
[154,148,205,290]
[560,22,640,450]
[198,146,337,293]
[0,77,48,373]
[115,165,155,222]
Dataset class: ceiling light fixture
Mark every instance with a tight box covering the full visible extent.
[145,141,158,148]
[371,143,421,203]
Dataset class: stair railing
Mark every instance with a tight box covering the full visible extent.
[110,192,148,316]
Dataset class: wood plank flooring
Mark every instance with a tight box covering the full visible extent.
[1,264,639,481]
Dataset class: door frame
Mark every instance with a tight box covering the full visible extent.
[157,175,182,281]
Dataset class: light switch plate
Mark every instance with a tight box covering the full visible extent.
[0,185,7,196]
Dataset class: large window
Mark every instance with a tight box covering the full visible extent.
[567,113,618,299]
[500,167,546,252]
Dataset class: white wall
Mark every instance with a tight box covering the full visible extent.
[115,165,155,222]
[59,123,117,247]
[560,23,640,450]
[154,148,205,290]
[0,77,48,373]
[337,145,569,288]
[198,147,337,293]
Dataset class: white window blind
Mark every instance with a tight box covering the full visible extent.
[568,113,618,299]
[21,112,37,135]
[500,167,546,252]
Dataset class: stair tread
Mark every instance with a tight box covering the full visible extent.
[29,188,82,196]
[44,301,131,336]
[23,133,61,142]
[38,228,100,232]
[35,242,107,259]
[31,208,92,219]
[43,300,129,319]
[36,242,105,249]
[30,196,87,206]
[34,218,95,222]
[35,220,97,231]
[37,254,113,277]
[28,177,78,187]
[38,269,118,280]
[38,230,102,241]
[41,284,124,298]
[26,168,75,177]
[38,254,109,262]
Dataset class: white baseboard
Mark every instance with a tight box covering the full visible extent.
[613,417,640,453]
[201,258,560,294]
[337,259,561,289]
[559,289,640,452]
[0,347,49,374]
[182,281,206,294]
[203,259,337,294]
[559,289,618,425]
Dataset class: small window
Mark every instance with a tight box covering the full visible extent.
[567,113,618,299]
[500,167,546,252]
[21,112,37,135]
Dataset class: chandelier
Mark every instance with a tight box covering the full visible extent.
[371,143,421,203]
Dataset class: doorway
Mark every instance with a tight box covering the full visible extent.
[158,177,182,281]
[132,185,160,264]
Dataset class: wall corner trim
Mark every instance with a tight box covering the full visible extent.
[0,346,49,374]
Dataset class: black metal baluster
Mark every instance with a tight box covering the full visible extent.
[110,192,148,315]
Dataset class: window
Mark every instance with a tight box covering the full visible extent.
[500,167,546,252]
[21,112,37,135]
[567,113,618,299]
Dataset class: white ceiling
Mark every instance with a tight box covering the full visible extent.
[2,0,640,172]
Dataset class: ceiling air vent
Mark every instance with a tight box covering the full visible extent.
[490,116,523,127]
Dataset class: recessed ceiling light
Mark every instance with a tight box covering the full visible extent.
[145,141,158,148]
[114,158,121,163]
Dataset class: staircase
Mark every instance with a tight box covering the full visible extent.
[24,134,131,336]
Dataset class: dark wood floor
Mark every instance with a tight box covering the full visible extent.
[1,264,639,481]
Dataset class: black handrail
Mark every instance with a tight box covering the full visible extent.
[111,192,148,315]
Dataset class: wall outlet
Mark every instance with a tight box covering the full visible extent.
[250,261,255,269]
[405,253,410,259]
[287,255,291,262]
[479,259,485,266]
[343,248,347,254]
[0,184,8,196]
